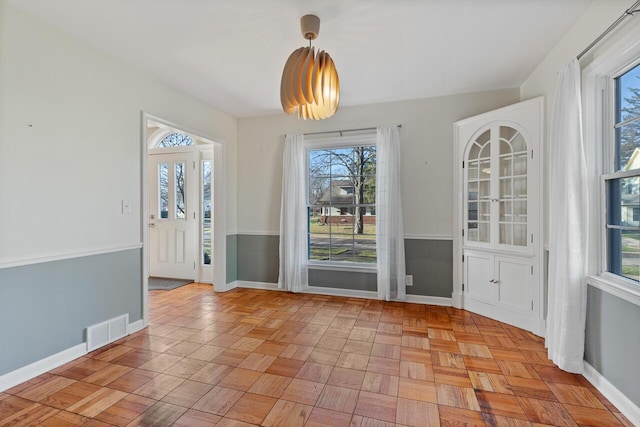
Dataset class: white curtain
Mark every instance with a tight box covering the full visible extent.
[546,58,589,373]
[278,134,309,292]
[376,126,406,301]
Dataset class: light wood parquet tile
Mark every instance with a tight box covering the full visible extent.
[0,284,629,426]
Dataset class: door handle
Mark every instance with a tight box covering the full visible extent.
[149,223,155,228]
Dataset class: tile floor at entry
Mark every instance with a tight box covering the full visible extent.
[0,284,633,426]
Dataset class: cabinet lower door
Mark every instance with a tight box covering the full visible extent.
[495,255,532,314]
[465,251,496,305]
[463,250,535,332]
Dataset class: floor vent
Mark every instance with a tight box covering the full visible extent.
[86,314,129,352]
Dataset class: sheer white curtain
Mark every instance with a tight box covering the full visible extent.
[278,134,309,292]
[376,126,406,301]
[547,59,589,373]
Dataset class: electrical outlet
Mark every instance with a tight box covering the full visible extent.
[405,275,413,287]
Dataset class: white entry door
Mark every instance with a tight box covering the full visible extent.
[149,151,197,280]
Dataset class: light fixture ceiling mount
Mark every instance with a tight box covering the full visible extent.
[280,14,340,120]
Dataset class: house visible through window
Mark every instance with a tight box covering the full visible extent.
[308,144,377,263]
[605,62,640,281]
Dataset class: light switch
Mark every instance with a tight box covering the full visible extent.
[121,200,132,214]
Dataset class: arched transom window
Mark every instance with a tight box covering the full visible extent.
[159,133,193,148]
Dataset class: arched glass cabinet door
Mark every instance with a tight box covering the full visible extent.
[498,126,528,247]
[466,129,491,244]
[465,125,528,249]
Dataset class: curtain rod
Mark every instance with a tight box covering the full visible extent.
[577,0,640,60]
[297,124,402,137]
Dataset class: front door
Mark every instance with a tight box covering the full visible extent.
[149,151,196,280]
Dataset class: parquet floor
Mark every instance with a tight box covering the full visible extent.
[0,284,633,426]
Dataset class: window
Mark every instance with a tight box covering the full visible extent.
[202,160,212,265]
[308,144,376,264]
[605,62,640,281]
[158,132,193,148]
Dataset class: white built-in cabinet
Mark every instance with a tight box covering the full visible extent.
[453,97,544,336]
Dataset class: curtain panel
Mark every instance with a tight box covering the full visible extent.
[546,58,589,373]
[376,126,407,301]
[278,134,309,292]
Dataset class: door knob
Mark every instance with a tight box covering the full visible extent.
[149,223,155,228]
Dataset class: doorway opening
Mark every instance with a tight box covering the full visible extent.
[141,113,226,324]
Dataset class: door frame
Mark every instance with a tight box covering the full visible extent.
[140,112,227,327]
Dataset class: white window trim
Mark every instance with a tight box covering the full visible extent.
[305,133,378,272]
[583,19,640,308]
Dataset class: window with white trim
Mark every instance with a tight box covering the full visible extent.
[605,62,640,282]
[307,141,377,264]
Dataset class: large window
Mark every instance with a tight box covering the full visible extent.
[308,144,377,264]
[605,62,640,281]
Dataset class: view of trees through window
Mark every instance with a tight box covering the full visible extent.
[608,62,640,281]
[308,145,377,263]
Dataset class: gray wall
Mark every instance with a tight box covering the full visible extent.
[405,239,452,298]
[234,234,453,297]
[226,234,238,283]
[585,287,640,407]
[0,249,142,376]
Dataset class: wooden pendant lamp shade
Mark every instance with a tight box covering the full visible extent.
[280,15,340,120]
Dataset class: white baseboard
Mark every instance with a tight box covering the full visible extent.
[583,362,640,426]
[0,343,87,393]
[405,294,452,306]
[127,319,146,334]
[304,286,378,300]
[235,280,454,305]
[0,320,146,393]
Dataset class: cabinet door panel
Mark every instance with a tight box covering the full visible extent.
[465,251,496,304]
[495,256,531,312]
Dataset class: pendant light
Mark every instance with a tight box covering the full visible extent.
[280,14,340,120]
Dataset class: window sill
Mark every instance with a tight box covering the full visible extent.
[308,262,377,274]
[587,273,640,307]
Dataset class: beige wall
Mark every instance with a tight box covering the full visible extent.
[0,1,237,262]
[520,0,632,244]
[237,89,520,237]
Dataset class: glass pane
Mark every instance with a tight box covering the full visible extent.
[158,133,193,148]
[500,140,512,155]
[513,224,527,246]
[479,181,490,200]
[478,222,490,243]
[467,161,479,180]
[513,177,527,198]
[499,157,512,177]
[511,133,527,152]
[467,181,478,199]
[513,153,527,175]
[479,159,491,179]
[468,223,478,242]
[308,144,376,264]
[479,142,490,159]
[202,161,212,265]
[175,162,186,219]
[468,143,480,159]
[618,62,640,123]
[500,223,512,245]
[468,202,478,221]
[616,63,640,171]
[159,163,169,219]
[499,178,512,199]
[476,129,490,145]
[513,201,527,222]
[500,126,517,141]
[500,201,512,221]
[478,202,490,222]
[618,123,640,171]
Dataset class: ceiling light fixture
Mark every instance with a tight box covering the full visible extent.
[280,14,340,120]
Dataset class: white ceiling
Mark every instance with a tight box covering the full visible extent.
[10,0,605,118]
